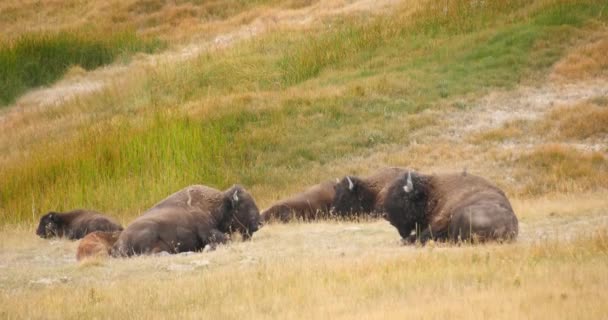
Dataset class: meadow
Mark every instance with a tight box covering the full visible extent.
[0,0,607,318]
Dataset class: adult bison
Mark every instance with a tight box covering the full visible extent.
[76,231,122,261]
[36,209,123,240]
[261,180,337,223]
[384,171,518,244]
[332,167,407,217]
[112,184,261,256]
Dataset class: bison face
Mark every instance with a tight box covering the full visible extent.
[222,185,262,240]
[332,176,375,216]
[36,212,63,238]
[384,172,429,239]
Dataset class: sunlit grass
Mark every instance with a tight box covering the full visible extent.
[0,220,607,319]
[2,0,607,225]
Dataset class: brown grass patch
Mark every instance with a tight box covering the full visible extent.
[541,99,608,139]
[515,144,608,196]
[469,120,528,143]
[552,35,608,81]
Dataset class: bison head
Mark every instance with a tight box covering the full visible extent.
[384,171,430,239]
[36,212,64,238]
[331,176,376,217]
[219,185,262,240]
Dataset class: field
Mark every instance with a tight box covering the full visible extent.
[1,0,607,318]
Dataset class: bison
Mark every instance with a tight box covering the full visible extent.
[332,167,408,217]
[112,184,261,256]
[76,231,122,261]
[36,209,123,240]
[383,171,518,244]
[261,180,337,223]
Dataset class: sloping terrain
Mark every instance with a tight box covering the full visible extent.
[0,0,607,318]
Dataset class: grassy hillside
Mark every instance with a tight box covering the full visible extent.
[1,0,607,224]
[1,0,607,319]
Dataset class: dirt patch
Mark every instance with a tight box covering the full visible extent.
[449,79,608,141]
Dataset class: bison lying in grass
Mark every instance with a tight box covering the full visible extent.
[112,184,261,256]
[384,171,518,244]
[76,231,122,261]
[261,180,337,223]
[36,209,123,240]
[332,167,407,218]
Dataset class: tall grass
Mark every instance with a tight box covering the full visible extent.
[1,0,607,225]
[0,29,164,106]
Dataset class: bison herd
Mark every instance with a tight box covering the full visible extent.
[35,168,519,261]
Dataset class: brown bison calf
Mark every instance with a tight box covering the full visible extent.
[112,184,261,257]
[261,180,337,223]
[384,171,518,244]
[76,231,122,261]
[36,209,123,240]
[332,167,408,217]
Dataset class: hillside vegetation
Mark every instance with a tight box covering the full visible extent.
[1,0,606,225]
[0,0,607,318]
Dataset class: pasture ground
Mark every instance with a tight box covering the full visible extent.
[1,0,607,318]
[1,192,607,319]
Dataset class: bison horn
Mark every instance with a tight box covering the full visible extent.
[403,171,413,193]
[232,190,239,203]
[347,176,354,191]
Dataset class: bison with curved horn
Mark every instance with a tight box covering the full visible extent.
[261,180,338,223]
[112,184,261,257]
[36,209,123,240]
[332,167,408,218]
[383,171,518,244]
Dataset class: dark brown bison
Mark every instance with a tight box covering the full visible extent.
[112,184,261,256]
[332,167,408,217]
[36,209,123,240]
[261,180,337,223]
[383,171,518,244]
[76,231,122,261]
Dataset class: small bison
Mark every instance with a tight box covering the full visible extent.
[112,184,261,256]
[384,171,518,244]
[76,231,122,261]
[36,209,123,240]
[332,167,408,217]
[261,180,337,223]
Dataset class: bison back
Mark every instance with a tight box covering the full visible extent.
[69,213,123,240]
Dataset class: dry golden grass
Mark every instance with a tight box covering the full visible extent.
[514,144,608,196]
[1,1,608,318]
[0,0,283,42]
[0,199,607,319]
[469,120,528,144]
[541,100,608,139]
[552,32,608,81]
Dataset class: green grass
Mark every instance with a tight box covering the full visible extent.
[1,0,607,225]
[0,29,164,106]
